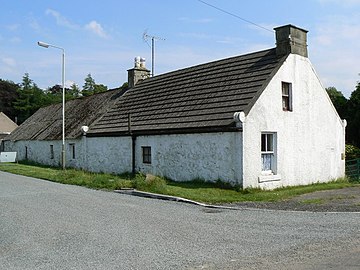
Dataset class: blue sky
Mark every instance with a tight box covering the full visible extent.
[1,0,359,97]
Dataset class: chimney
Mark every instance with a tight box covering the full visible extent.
[127,56,150,88]
[274,24,308,57]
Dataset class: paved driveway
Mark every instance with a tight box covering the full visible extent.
[1,171,360,269]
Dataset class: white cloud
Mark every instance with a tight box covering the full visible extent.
[311,15,360,96]
[9,37,21,43]
[29,17,41,32]
[45,9,78,29]
[318,0,360,7]
[2,57,17,68]
[6,24,20,31]
[85,20,108,38]
[178,17,213,23]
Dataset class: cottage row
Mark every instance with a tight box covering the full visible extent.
[3,25,346,189]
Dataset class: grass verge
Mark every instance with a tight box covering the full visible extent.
[0,162,358,204]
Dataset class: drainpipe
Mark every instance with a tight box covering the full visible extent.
[128,114,136,174]
[81,126,89,171]
[233,112,246,187]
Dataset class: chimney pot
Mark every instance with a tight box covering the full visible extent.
[140,57,146,68]
[134,56,141,68]
[128,56,150,88]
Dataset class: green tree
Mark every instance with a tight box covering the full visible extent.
[347,82,360,147]
[0,79,19,122]
[326,87,348,119]
[68,83,81,98]
[94,83,108,94]
[13,73,48,124]
[81,74,108,96]
[81,73,96,97]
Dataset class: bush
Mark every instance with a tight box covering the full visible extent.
[133,173,167,194]
[346,144,360,160]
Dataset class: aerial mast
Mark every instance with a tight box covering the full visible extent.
[143,31,165,77]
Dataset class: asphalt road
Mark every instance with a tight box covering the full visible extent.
[1,171,360,270]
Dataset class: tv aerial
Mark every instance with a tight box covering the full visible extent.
[143,30,165,77]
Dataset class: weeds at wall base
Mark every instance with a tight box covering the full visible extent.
[0,161,358,204]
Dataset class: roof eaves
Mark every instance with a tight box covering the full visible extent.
[242,53,289,115]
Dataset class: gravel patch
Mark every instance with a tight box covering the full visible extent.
[221,186,360,212]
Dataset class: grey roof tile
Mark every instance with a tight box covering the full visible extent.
[88,48,284,135]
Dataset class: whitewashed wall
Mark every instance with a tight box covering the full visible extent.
[84,136,132,174]
[3,139,77,167]
[135,132,243,184]
[243,54,346,189]
[4,137,133,175]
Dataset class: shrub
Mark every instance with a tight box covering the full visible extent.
[346,144,360,160]
[133,173,167,194]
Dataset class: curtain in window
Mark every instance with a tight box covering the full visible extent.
[262,153,273,171]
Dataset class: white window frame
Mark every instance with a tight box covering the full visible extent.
[261,133,277,175]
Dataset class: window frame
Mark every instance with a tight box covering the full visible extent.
[261,133,276,174]
[142,146,152,164]
[282,82,292,111]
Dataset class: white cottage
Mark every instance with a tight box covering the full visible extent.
[4,25,346,189]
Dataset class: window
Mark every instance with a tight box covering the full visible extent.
[25,146,28,159]
[261,133,276,173]
[142,146,151,164]
[69,143,76,159]
[50,145,54,159]
[282,82,292,111]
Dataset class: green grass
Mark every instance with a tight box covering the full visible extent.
[0,162,358,204]
[0,162,135,190]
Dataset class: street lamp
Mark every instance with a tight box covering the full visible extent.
[37,41,66,169]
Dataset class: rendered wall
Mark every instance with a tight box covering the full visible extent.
[135,132,243,185]
[3,139,76,167]
[3,137,133,175]
[84,136,132,174]
[243,54,346,189]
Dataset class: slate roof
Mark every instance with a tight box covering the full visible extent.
[0,112,18,134]
[88,48,285,136]
[6,89,124,141]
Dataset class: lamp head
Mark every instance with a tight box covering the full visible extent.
[37,41,50,48]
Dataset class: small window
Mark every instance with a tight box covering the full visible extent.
[25,146,28,159]
[69,143,76,159]
[142,146,151,164]
[282,82,292,111]
[50,145,54,159]
[261,133,276,173]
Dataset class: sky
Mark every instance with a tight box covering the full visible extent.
[0,0,359,97]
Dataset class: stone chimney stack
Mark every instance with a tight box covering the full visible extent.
[274,25,308,57]
[128,56,150,88]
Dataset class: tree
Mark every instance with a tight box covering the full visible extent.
[94,83,108,94]
[347,82,360,147]
[13,73,49,124]
[0,79,19,122]
[326,87,348,119]
[81,73,108,97]
[68,83,81,98]
[81,73,96,97]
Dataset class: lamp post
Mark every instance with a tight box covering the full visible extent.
[37,41,66,169]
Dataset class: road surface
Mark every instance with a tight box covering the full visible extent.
[1,171,360,269]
